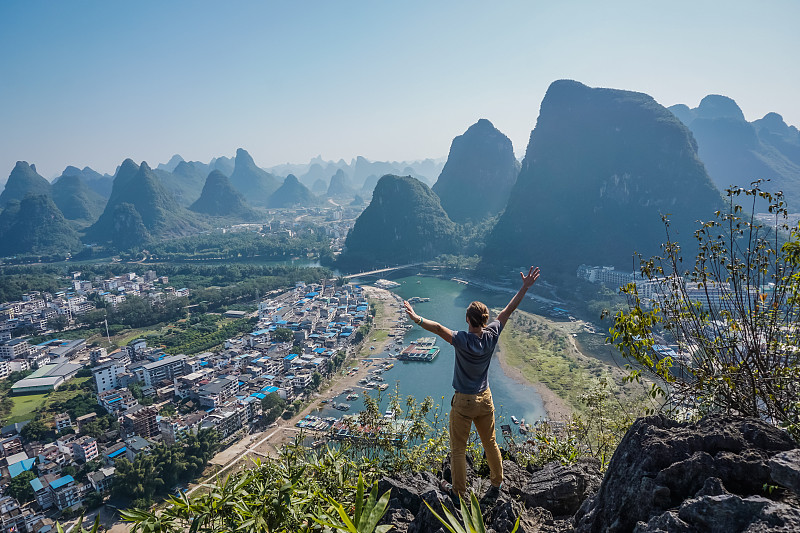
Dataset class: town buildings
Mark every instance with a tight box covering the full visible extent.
[0,277,370,513]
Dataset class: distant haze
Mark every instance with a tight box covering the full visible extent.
[1,1,798,180]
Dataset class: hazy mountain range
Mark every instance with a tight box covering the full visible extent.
[669,96,800,208]
[0,147,443,254]
[340,80,729,274]
[2,79,798,266]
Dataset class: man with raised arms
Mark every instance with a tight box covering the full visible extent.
[403,266,540,500]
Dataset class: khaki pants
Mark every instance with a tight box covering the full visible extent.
[449,388,503,497]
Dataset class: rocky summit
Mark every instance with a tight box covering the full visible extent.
[374,414,799,533]
[0,161,52,208]
[484,80,723,276]
[576,414,800,532]
[228,148,280,206]
[338,174,457,268]
[670,95,800,209]
[432,118,520,223]
[190,170,260,220]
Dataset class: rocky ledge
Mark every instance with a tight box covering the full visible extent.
[377,414,800,532]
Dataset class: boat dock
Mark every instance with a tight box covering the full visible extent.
[398,336,440,362]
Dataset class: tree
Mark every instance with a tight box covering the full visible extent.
[48,314,70,331]
[8,470,36,502]
[311,372,322,390]
[84,491,104,510]
[261,392,285,411]
[111,429,219,504]
[273,327,293,343]
[607,184,800,436]
[80,421,104,439]
[21,418,50,442]
[5,370,32,384]
[261,393,287,425]
[128,382,144,400]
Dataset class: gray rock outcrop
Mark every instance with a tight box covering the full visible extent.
[376,414,799,532]
[574,414,799,533]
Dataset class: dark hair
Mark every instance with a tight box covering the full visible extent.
[466,301,489,328]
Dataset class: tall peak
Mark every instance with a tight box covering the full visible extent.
[432,118,519,222]
[696,95,745,121]
[0,161,52,207]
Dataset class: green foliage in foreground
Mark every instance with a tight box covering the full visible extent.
[56,514,100,533]
[114,382,642,532]
[426,491,519,533]
[606,183,800,438]
[121,444,387,533]
[315,473,393,533]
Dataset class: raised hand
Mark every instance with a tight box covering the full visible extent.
[520,266,540,289]
[403,300,420,323]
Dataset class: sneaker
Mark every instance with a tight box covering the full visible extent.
[481,483,502,505]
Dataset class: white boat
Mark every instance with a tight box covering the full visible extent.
[511,416,519,425]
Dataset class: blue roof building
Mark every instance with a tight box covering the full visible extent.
[30,477,44,492]
[108,447,127,459]
[9,457,36,478]
[49,475,75,490]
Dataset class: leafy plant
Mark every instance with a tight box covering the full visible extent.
[606,182,800,435]
[56,513,101,533]
[316,473,393,533]
[425,491,519,533]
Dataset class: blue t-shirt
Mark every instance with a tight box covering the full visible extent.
[451,320,503,394]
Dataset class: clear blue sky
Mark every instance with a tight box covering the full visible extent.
[1,0,798,179]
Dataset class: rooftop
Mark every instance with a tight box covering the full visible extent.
[49,475,75,490]
[140,354,186,370]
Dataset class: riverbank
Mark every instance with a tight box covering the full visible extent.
[495,342,572,421]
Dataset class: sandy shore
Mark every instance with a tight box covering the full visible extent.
[495,342,573,421]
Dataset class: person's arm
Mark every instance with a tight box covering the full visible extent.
[403,300,453,344]
[497,266,540,327]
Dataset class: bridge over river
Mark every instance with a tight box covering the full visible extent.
[342,263,425,279]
